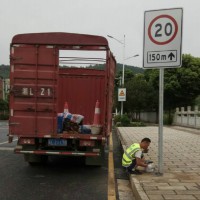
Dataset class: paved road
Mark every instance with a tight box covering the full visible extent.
[117,126,200,200]
[0,124,108,200]
[0,121,135,200]
[0,122,17,149]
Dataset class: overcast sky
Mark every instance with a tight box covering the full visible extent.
[0,0,199,67]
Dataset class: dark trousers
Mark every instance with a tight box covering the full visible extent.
[126,159,137,172]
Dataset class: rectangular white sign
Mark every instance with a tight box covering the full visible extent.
[143,8,183,68]
[118,88,126,102]
[147,50,177,63]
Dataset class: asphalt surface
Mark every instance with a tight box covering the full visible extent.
[0,122,108,200]
[112,128,128,181]
[0,154,108,200]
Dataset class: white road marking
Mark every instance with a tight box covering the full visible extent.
[0,141,10,145]
[0,139,17,145]
[0,147,14,151]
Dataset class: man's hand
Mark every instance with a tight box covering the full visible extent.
[136,157,148,167]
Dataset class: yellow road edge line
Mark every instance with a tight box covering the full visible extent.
[108,132,116,200]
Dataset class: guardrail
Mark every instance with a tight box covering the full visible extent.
[173,106,200,128]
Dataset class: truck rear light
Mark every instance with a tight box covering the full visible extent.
[79,140,95,147]
[19,138,35,145]
[15,145,22,150]
[92,148,100,153]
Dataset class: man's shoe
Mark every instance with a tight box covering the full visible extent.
[129,170,143,175]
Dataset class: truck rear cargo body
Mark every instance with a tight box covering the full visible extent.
[9,32,116,165]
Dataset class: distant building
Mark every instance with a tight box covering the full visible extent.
[0,78,3,99]
[0,78,10,100]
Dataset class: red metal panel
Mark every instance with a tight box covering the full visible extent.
[11,45,56,65]
[58,68,106,127]
[106,52,116,135]
[9,45,58,136]
[12,32,108,47]
[9,33,116,139]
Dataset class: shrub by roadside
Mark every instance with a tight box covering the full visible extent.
[114,114,146,127]
[116,121,146,127]
[0,99,9,120]
[0,113,9,120]
[113,115,121,125]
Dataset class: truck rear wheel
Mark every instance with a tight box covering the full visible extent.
[24,154,48,165]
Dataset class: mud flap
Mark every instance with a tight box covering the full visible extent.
[85,147,105,166]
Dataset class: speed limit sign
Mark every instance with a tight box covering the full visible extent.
[143,8,183,68]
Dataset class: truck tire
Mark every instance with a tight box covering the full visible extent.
[24,154,48,165]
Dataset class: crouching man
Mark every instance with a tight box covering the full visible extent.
[122,137,151,175]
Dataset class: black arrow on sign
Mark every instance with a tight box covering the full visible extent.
[168,52,175,60]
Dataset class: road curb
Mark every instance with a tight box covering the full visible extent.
[116,128,148,200]
[130,177,149,200]
[115,128,126,152]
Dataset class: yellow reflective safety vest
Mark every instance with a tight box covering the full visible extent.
[122,143,141,167]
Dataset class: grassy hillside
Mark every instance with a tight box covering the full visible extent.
[116,63,144,74]
[0,63,144,79]
[87,63,144,74]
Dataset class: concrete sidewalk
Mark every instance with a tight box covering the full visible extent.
[0,120,8,126]
[117,126,200,200]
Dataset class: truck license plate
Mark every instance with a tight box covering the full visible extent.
[48,139,67,146]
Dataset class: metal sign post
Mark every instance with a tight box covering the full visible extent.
[158,68,164,174]
[143,8,183,175]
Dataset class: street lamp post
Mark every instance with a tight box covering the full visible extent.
[107,35,125,115]
[107,35,139,115]
[121,35,125,116]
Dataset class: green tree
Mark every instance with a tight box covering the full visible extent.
[0,99,9,113]
[144,54,200,118]
[124,73,158,119]
[164,54,200,109]
[194,95,200,107]
[113,69,135,113]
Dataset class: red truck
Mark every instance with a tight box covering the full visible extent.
[8,32,116,166]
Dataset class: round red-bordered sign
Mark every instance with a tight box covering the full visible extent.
[148,14,178,45]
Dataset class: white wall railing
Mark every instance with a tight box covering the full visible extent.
[173,106,200,128]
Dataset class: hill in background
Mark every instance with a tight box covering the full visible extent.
[116,63,144,74]
[0,63,144,79]
[87,63,144,74]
